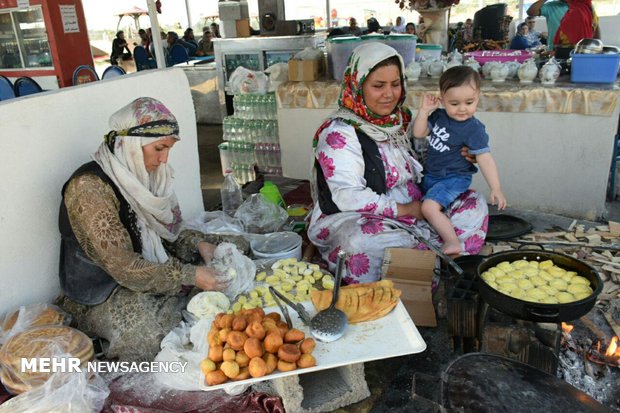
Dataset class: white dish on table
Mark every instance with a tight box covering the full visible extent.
[199,300,426,392]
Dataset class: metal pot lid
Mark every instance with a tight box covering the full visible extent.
[441,353,609,413]
[251,232,301,254]
[486,214,533,241]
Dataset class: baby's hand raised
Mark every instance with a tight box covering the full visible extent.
[421,94,440,113]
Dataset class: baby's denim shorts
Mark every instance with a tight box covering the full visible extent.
[421,174,472,209]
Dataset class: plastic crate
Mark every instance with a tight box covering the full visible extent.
[571,53,620,84]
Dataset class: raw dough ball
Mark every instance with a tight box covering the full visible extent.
[556,291,575,303]
[187,292,230,319]
[549,279,568,291]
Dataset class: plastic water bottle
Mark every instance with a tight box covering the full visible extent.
[221,173,243,216]
[259,180,285,208]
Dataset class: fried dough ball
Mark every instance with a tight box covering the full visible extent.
[235,350,250,368]
[232,316,248,332]
[232,367,251,381]
[218,328,231,343]
[277,360,297,372]
[262,353,278,374]
[277,322,289,337]
[227,331,248,351]
[206,369,227,386]
[200,358,216,375]
[262,317,277,327]
[246,321,266,340]
[219,314,234,329]
[207,328,222,347]
[264,332,284,353]
[208,345,224,363]
[220,360,240,379]
[299,338,316,354]
[244,337,264,359]
[297,353,316,369]
[265,312,281,323]
[249,357,268,378]
[264,324,283,338]
[222,348,236,362]
[214,313,226,329]
[278,343,301,363]
[284,328,305,343]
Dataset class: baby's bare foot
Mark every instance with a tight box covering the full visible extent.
[442,242,462,257]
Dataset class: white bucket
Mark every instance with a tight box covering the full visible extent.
[250,232,302,260]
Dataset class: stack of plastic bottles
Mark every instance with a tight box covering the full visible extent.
[219,92,282,185]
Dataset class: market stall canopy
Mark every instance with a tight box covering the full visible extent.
[115,6,149,32]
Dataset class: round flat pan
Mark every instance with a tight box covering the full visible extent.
[486,214,533,241]
[441,353,610,413]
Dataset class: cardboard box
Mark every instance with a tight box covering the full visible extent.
[382,248,437,327]
[221,18,251,38]
[288,59,323,81]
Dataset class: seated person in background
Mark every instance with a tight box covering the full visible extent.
[510,23,533,49]
[308,42,489,283]
[196,30,214,56]
[463,18,474,43]
[527,0,569,51]
[167,31,197,57]
[405,22,416,35]
[525,16,545,46]
[365,17,382,34]
[412,66,506,255]
[554,0,600,49]
[210,23,221,38]
[346,17,363,36]
[391,16,407,33]
[182,28,199,51]
[56,97,247,361]
[110,31,131,66]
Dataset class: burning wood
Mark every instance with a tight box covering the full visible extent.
[586,336,620,368]
[562,322,574,334]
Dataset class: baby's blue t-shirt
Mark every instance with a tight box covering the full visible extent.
[424,109,490,177]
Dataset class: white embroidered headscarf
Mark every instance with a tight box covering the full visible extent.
[93,97,182,263]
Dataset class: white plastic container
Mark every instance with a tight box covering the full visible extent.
[416,44,442,62]
[250,232,303,260]
[385,34,417,66]
[327,36,361,81]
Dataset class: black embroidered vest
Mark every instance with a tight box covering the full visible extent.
[58,161,141,305]
[316,130,387,215]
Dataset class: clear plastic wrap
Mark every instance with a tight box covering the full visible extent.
[0,304,69,346]
[207,242,256,301]
[184,211,245,234]
[234,194,288,234]
[228,66,269,95]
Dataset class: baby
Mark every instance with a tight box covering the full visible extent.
[413,66,506,255]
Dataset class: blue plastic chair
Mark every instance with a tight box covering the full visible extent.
[13,77,43,97]
[0,75,15,100]
[72,65,99,86]
[102,65,126,79]
[134,46,156,71]
[169,44,189,66]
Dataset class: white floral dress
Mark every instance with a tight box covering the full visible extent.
[308,120,489,284]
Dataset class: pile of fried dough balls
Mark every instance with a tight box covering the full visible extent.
[481,259,594,304]
[201,308,317,386]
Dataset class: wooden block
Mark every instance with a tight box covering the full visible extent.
[576,225,585,232]
[609,220,620,235]
[492,245,513,253]
[531,231,566,238]
[585,234,602,244]
[565,233,578,242]
[603,250,614,259]
[480,245,494,255]
[586,227,598,234]
[596,226,610,232]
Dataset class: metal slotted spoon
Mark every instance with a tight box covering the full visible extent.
[310,250,348,342]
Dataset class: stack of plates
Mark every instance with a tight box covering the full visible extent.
[0,326,93,394]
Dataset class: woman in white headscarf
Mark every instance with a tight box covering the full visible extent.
[308,43,488,284]
[391,16,407,33]
[57,97,247,361]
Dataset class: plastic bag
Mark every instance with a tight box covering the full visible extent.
[0,371,109,413]
[184,211,245,234]
[0,303,69,345]
[293,47,323,60]
[207,242,256,300]
[265,63,289,92]
[228,66,269,95]
[234,193,289,234]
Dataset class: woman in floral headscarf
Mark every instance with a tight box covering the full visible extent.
[308,43,488,284]
[57,97,247,361]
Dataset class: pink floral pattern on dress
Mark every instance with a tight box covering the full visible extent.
[407,181,423,201]
[452,190,477,214]
[383,207,395,218]
[328,246,341,263]
[385,165,399,189]
[397,216,416,226]
[317,227,330,240]
[326,131,347,149]
[318,152,336,179]
[481,215,489,233]
[464,234,485,254]
[361,220,384,234]
[455,227,465,236]
[348,253,370,276]
[357,203,378,214]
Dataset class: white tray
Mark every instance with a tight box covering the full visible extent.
[200,300,426,391]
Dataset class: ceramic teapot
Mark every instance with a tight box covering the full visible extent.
[539,58,561,85]
[481,61,500,79]
[405,60,422,81]
[428,59,447,78]
[463,57,481,73]
[419,56,432,77]
[505,61,521,79]
[449,50,463,64]
[518,58,538,83]
[490,62,510,82]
